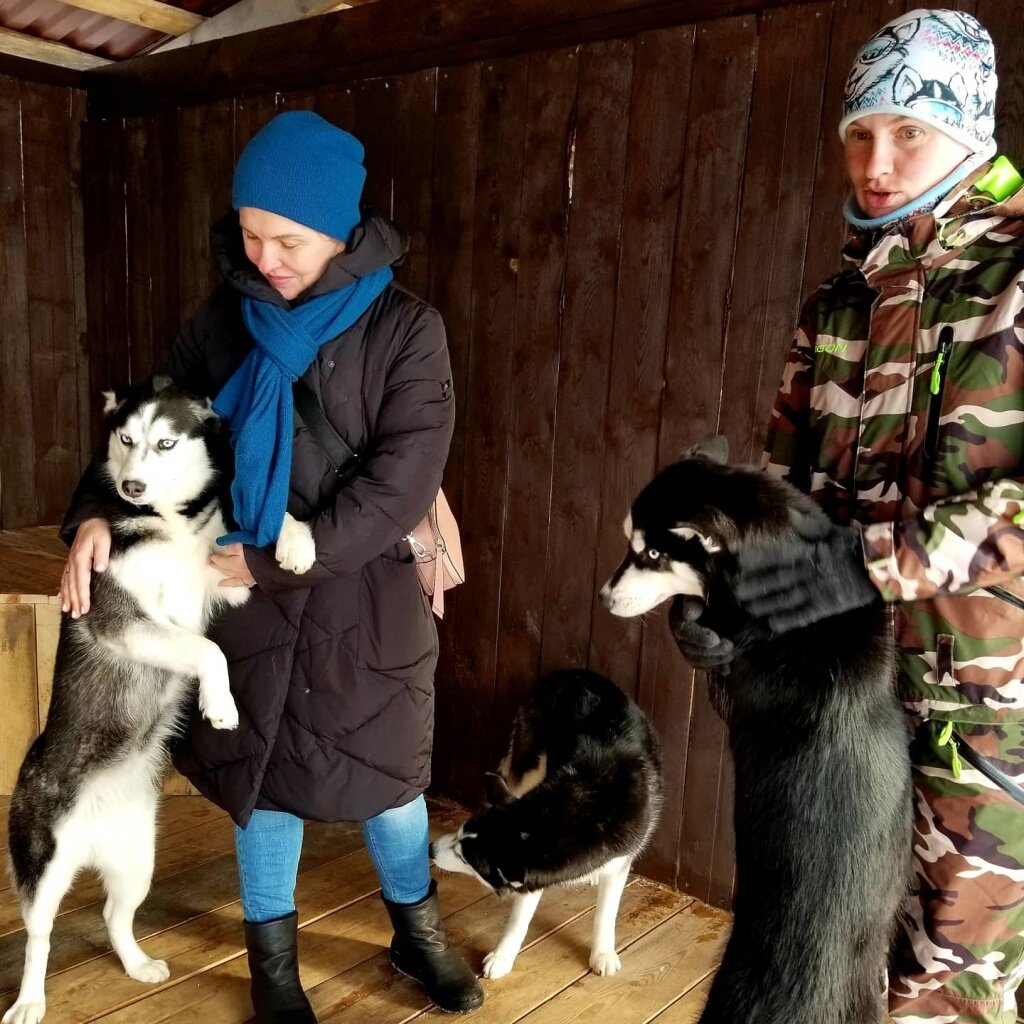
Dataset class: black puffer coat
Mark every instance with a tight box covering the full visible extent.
[66,211,454,826]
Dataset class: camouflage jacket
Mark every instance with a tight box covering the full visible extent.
[763,164,1024,724]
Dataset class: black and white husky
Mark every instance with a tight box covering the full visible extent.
[431,669,662,980]
[3,378,315,1024]
[599,439,911,1024]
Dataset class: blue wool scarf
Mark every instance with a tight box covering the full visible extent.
[214,266,393,547]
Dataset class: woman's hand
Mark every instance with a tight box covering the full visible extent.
[61,517,112,618]
[210,543,256,588]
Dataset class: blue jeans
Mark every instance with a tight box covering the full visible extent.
[235,794,431,923]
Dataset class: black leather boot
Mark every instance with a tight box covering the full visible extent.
[384,881,484,1014]
[243,911,317,1023]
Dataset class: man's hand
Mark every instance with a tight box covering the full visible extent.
[60,517,112,618]
[668,596,736,673]
[733,522,879,634]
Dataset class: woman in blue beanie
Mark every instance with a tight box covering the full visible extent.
[59,110,482,1020]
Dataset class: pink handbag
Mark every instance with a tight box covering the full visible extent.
[406,488,465,619]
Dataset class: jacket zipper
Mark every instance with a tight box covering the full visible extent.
[984,585,1024,612]
[924,326,954,461]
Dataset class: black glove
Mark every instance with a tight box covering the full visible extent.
[733,523,879,635]
[669,596,736,673]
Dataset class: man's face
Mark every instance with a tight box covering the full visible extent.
[844,114,973,220]
[239,207,345,301]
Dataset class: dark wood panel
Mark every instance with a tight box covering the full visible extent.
[84,0,842,118]
[81,118,123,449]
[21,84,83,525]
[125,117,157,384]
[349,77,395,220]
[233,94,280,163]
[538,37,635,676]
[722,2,831,465]
[978,0,1024,164]
[588,24,695,704]
[492,46,579,736]
[800,0,896,298]
[0,54,85,90]
[426,63,484,796]
[0,78,36,531]
[647,14,758,899]
[391,69,438,298]
[69,89,90,476]
[175,102,235,324]
[442,57,529,805]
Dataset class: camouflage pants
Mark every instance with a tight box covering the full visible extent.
[888,720,1024,1024]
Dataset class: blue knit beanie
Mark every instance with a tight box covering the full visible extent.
[232,111,366,244]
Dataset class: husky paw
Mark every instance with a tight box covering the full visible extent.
[276,514,316,575]
[589,949,621,976]
[482,947,517,980]
[125,957,170,984]
[2,1000,46,1024]
[199,691,239,731]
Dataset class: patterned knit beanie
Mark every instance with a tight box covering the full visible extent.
[839,9,997,157]
[232,111,366,244]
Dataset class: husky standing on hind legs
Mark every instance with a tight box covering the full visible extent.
[601,439,912,1024]
[2,378,312,1024]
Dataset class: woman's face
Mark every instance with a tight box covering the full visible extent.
[239,207,345,300]
[844,114,973,220]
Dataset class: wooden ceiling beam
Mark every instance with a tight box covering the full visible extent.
[151,0,352,53]
[88,0,831,116]
[56,0,206,36]
[0,26,110,71]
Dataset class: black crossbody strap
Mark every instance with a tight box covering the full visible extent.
[292,378,361,482]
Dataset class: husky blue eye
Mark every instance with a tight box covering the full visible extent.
[119,433,133,446]
[647,549,660,561]
[157,439,178,451]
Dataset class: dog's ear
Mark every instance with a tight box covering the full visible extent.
[787,501,832,541]
[685,436,729,465]
[483,771,513,808]
[189,396,222,430]
[102,388,127,416]
[152,374,175,394]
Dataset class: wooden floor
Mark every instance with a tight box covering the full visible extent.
[0,795,728,1024]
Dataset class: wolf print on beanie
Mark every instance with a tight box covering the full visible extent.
[839,8,997,157]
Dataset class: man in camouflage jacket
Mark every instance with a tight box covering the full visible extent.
[684,10,1024,1023]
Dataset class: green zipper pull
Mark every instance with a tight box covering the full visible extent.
[936,721,962,779]
[949,737,963,780]
[930,351,946,395]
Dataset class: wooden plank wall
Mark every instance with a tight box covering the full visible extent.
[71,0,1024,905]
[0,77,89,531]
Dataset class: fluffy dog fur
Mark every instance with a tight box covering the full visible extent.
[600,439,912,1024]
[431,669,663,980]
[3,378,313,1024]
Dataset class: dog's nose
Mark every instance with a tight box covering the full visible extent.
[122,479,146,499]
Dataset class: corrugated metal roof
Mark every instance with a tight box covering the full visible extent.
[0,0,236,63]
